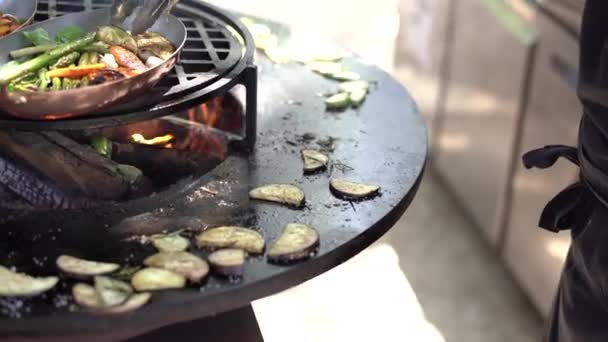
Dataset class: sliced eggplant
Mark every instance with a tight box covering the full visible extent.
[249,184,305,208]
[150,233,190,253]
[306,61,343,76]
[338,80,369,93]
[94,276,133,307]
[301,149,329,173]
[56,255,120,279]
[329,71,361,81]
[131,267,186,291]
[196,226,265,254]
[207,249,246,277]
[0,266,59,297]
[325,92,350,110]
[330,179,380,200]
[267,223,320,264]
[72,283,151,314]
[349,88,367,107]
[143,252,209,283]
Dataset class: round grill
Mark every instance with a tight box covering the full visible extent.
[0,0,256,131]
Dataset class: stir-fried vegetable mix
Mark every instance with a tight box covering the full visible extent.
[0,25,175,91]
[0,11,21,38]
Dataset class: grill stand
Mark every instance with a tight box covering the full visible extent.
[128,304,263,342]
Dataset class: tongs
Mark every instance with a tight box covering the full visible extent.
[111,0,179,35]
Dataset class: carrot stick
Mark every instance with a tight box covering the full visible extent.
[46,64,106,79]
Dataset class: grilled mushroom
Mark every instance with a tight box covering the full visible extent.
[72,283,151,314]
[0,266,59,297]
[249,184,305,208]
[131,267,186,291]
[94,276,133,307]
[208,249,246,277]
[196,226,265,254]
[56,255,120,279]
[301,149,329,173]
[267,223,320,264]
[143,252,209,283]
[150,233,190,253]
[330,179,380,200]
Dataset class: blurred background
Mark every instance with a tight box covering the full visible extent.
[207,0,582,341]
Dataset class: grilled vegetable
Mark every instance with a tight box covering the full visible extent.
[329,179,380,200]
[94,276,133,307]
[151,233,190,252]
[0,34,95,85]
[249,184,305,208]
[267,223,320,264]
[136,32,175,60]
[196,226,265,254]
[46,64,106,79]
[37,68,49,91]
[56,255,120,279]
[88,52,100,65]
[51,51,81,69]
[22,28,53,46]
[349,88,367,107]
[0,266,59,297]
[131,267,186,291]
[9,45,56,59]
[329,71,360,81]
[301,149,329,173]
[101,53,119,69]
[83,42,110,54]
[96,26,138,53]
[306,61,343,76]
[115,164,143,184]
[325,92,350,110]
[208,249,246,277]
[55,26,83,44]
[78,52,89,66]
[338,80,369,93]
[111,45,146,72]
[51,77,62,90]
[62,77,72,90]
[89,69,124,85]
[144,252,209,283]
[72,283,151,314]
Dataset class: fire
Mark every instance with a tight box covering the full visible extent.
[131,133,175,146]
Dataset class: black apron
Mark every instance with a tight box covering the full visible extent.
[523,1,608,341]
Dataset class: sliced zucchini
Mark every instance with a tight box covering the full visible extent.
[0,266,59,297]
[144,252,209,283]
[151,234,190,253]
[267,223,320,264]
[72,283,151,314]
[131,267,186,291]
[349,88,367,107]
[301,149,329,173]
[330,179,380,200]
[208,249,246,277]
[325,92,350,110]
[249,184,305,208]
[196,226,265,254]
[56,255,120,279]
[94,276,133,307]
[338,80,369,93]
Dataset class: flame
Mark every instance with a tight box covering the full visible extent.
[131,133,175,146]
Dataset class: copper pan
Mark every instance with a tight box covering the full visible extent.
[0,8,187,120]
[0,0,38,40]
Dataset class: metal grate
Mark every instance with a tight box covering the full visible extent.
[35,0,244,92]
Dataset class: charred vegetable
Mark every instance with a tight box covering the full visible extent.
[94,276,133,307]
[96,26,138,53]
[46,64,106,79]
[72,283,151,314]
[91,135,112,157]
[249,184,305,208]
[0,12,21,38]
[111,45,146,72]
[267,223,320,263]
[150,232,190,252]
[301,149,329,173]
[56,255,120,279]
[144,252,209,283]
[196,226,265,254]
[136,32,175,60]
[0,266,59,297]
[208,249,246,277]
[131,267,186,291]
[89,69,125,85]
[329,179,380,200]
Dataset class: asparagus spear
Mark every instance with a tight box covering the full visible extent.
[51,51,81,69]
[88,53,99,65]
[62,78,72,90]
[9,44,57,59]
[37,67,49,91]
[78,52,89,67]
[0,33,95,86]
[51,77,62,90]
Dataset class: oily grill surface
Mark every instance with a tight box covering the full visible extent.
[0,57,427,340]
